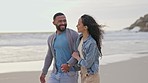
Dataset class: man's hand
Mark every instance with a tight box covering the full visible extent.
[61,64,70,72]
[40,73,46,83]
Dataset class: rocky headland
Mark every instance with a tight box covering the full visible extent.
[124,14,148,32]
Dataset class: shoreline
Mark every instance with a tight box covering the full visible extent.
[0,53,147,74]
[0,56,148,83]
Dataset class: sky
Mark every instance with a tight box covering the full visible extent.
[0,0,148,32]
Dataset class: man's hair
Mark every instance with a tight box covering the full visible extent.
[53,12,64,20]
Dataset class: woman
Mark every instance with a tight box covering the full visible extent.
[72,14,103,83]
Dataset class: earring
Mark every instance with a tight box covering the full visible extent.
[85,26,88,29]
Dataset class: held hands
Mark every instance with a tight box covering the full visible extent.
[61,52,81,72]
[61,64,70,72]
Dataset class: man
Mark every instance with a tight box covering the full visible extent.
[40,12,79,83]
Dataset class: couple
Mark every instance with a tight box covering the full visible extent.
[40,12,103,83]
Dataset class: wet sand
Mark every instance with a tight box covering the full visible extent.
[0,56,148,83]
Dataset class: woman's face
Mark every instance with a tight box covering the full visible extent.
[76,18,86,33]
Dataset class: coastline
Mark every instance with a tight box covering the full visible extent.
[0,55,148,83]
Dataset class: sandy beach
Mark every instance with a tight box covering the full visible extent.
[100,55,148,83]
[0,55,148,83]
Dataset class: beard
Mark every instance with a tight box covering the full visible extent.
[56,24,67,32]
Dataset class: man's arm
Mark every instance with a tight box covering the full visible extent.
[40,36,53,82]
[61,29,79,72]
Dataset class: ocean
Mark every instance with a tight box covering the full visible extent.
[0,32,51,63]
[0,30,148,73]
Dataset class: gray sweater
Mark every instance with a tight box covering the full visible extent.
[42,28,78,75]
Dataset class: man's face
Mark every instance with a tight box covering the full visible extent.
[53,15,67,32]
